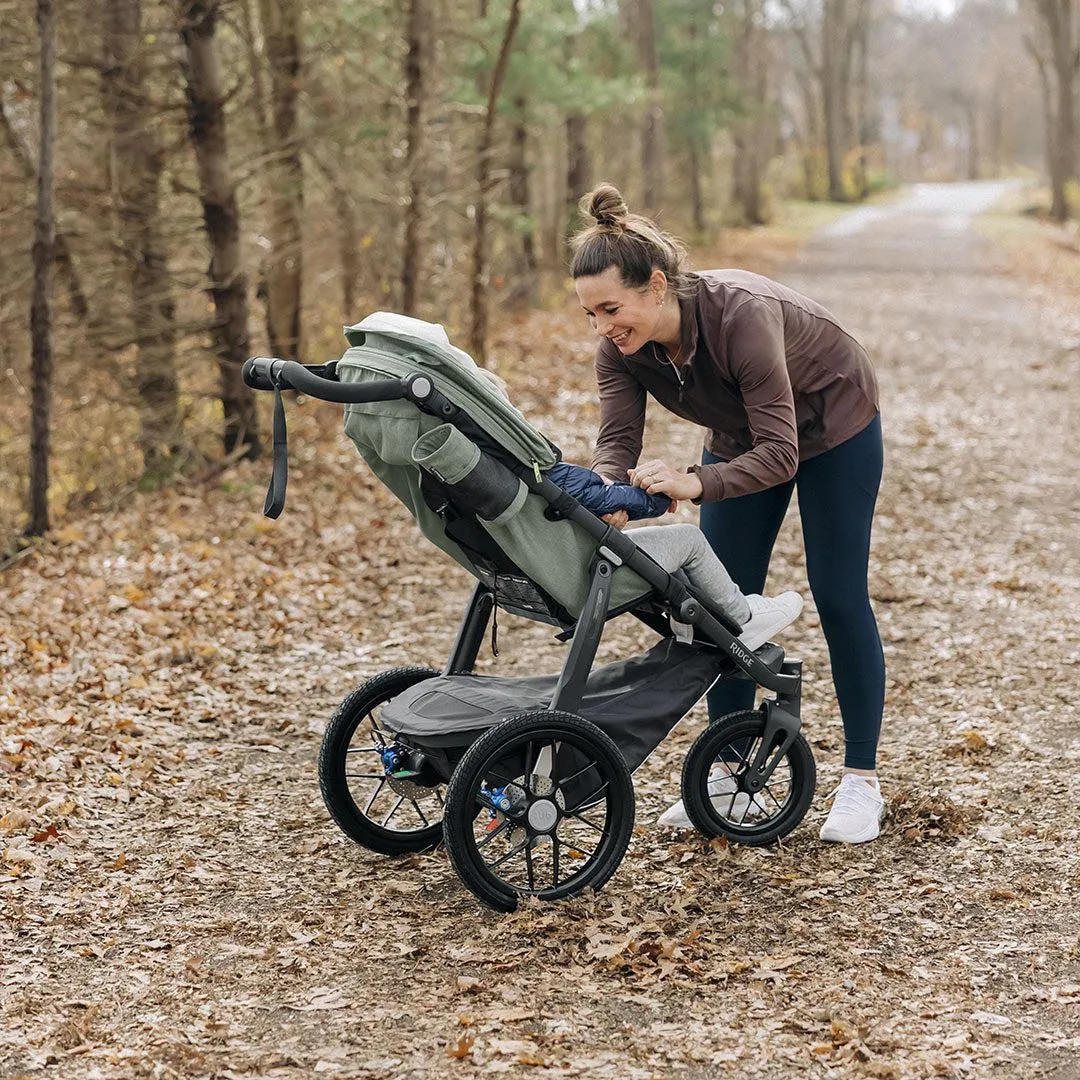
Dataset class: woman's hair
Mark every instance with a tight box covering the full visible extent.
[569,183,695,297]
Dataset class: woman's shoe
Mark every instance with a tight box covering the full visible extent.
[657,774,765,828]
[819,774,885,843]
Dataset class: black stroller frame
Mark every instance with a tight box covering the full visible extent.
[243,356,816,911]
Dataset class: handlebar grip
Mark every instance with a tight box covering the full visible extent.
[243,356,281,391]
[243,356,407,404]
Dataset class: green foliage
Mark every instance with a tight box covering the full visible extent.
[657,0,737,156]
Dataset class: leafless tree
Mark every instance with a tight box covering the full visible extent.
[469,0,522,363]
[28,0,56,536]
[102,0,181,475]
[1025,0,1078,221]
[176,0,260,457]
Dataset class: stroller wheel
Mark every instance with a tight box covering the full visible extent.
[319,667,445,856]
[442,710,634,912]
[680,709,816,846]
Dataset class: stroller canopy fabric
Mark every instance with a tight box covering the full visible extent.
[334,313,653,618]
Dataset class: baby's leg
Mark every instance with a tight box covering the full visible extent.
[630,524,752,624]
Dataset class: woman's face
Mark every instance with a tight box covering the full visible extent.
[576,266,663,355]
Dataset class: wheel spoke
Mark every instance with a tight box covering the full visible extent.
[524,840,537,892]
[363,778,388,816]
[562,809,606,833]
[411,799,430,827]
[558,757,601,789]
[476,817,513,850]
[551,833,561,883]
[564,780,608,814]
[487,836,530,871]
[380,795,405,827]
[345,772,386,780]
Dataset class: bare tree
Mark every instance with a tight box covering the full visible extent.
[781,0,871,202]
[401,0,429,315]
[0,102,88,320]
[1025,0,1078,222]
[508,94,537,306]
[469,0,522,363]
[28,0,56,537]
[637,0,663,211]
[102,0,181,476]
[176,0,260,457]
[257,0,304,358]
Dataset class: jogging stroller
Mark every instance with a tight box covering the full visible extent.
[242,313,816,911]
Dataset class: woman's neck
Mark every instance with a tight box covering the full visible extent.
[651,296,683,355]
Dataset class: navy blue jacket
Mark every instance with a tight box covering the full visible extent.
[547,462,672,520]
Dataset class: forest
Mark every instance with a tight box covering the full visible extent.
[3,2,1080,1077]
[0,0,1071,548]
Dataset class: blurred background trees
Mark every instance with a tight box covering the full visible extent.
[0,0,1071,543]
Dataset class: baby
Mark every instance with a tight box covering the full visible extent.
[477,368,802,652]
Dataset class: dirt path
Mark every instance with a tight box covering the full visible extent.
[3,183,1078,1079]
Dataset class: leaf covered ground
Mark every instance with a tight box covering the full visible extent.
[2,186,1079,1078]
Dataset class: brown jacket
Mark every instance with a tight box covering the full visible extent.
[591,269,879,501]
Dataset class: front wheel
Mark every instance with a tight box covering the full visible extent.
[319,666,444,856]
[681,709,816,846]
[442,710,635,912]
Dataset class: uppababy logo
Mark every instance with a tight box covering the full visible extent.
[729,640,753,666]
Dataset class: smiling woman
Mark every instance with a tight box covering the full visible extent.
[569,182,888,846]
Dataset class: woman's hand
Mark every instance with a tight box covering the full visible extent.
[629,459,704,502]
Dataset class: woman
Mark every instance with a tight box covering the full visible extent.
[571,183,886,844]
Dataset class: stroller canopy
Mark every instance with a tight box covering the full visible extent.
[335,313,652,620]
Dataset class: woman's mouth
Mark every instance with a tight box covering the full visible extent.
[610,329,632,349]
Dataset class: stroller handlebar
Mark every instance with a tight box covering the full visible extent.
[243,357,406,404]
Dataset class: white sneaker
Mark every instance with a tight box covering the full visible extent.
[656,773,766,828]
[738,592,803,651]
[819,774,885,843]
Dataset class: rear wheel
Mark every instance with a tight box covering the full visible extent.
[442,710,634,912]
[681,709,816,846]
[319,666,444,855]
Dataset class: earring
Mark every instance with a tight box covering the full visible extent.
[656,292,665,306]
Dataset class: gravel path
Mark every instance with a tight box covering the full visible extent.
[2,182,1078,1079]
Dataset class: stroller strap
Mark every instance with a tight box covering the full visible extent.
[263,386,288,519]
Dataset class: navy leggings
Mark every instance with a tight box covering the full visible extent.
[700,415,885,770]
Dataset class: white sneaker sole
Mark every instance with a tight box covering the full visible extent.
[819,806,884,844]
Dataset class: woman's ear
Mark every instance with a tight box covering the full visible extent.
[649,268,668,303]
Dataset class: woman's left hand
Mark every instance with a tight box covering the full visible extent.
[629,459,704,501]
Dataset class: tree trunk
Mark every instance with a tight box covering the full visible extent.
[177,0,260,458]
[0,102,88,321]
[508,96,536,307]
[257,0,304,359]
[401,0,428,315]
[732,0,769,225]
[822,0,847,201]
[469,0,522,363]
[103,0,181,476]
[564,111,589,239]
[28,0,57,537]
[638,0,662,211]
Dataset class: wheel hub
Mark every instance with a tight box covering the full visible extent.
[526,799,559,833]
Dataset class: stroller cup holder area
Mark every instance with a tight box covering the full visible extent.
[243,340,816,911]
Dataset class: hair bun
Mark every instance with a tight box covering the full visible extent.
[584,183,629,228]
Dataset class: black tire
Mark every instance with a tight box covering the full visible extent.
[681,709,816,846]
[319,666,444,856]
[443,710,635,912]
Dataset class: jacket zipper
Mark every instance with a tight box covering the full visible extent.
[667,358,685,403]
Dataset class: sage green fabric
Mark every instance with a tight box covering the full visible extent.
[336,318,651,617]
[339,316,556,473]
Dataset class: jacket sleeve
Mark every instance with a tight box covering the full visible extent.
[690,300,799,501]
[591,343,646,483]
[548,464,670,520]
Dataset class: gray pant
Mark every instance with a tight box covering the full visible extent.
[629,523,752,625]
